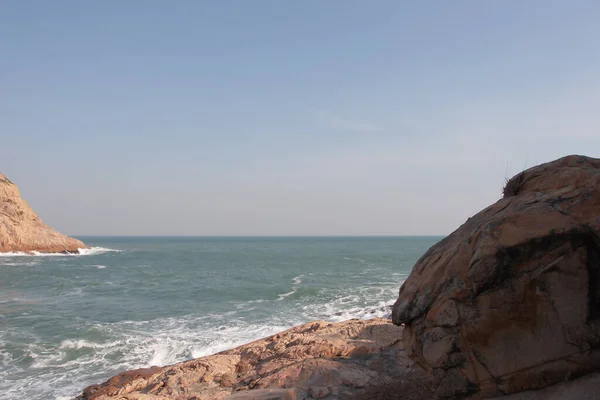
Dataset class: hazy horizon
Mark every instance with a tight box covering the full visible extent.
[3,1,600,236]
[73,234,445,237]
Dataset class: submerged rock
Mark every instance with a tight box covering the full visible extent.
[0,173,87,253]
[392,155,600,398]
[77,318,434,400]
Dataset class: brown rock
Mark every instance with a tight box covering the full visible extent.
[80,367,163,399]
[392,155,600,398]
[488,370,600,400]
[0,173,87,253]
[226,388,297,400]
[77,318,434,400]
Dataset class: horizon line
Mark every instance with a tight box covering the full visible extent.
[72,234,447,238]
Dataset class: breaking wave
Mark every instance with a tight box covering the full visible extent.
[0,247,120,257]
[0,236,431,400]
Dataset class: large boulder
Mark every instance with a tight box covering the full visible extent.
[489,370,600,400]
[392,155,600,398]
[0,173,87,253]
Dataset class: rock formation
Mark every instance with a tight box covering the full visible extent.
[77,318,434,400]
[392,155,600,398]
[0,173,87,253]
[488,371,600,400]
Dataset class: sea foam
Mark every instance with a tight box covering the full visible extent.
[0,247,120,257]
[277,275,304,300]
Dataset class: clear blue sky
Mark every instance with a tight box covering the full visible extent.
[2,1,599,235]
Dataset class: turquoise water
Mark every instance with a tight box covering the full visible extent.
[0,236,440,400]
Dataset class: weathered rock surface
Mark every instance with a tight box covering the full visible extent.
[0,173,87,253]
[489,370,600,400]
[392,155,600,398]
[77,318,434,400]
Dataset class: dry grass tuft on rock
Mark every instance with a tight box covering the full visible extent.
[503,171,525,197]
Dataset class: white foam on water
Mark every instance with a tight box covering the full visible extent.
[329,300,393,321]
[0,260,40,267]
[78,247,122,256]
[63,287,86,298]
[30,351,65,369]
[248,299,267,303]
[277,290,296,300]
[277,274,304,300]
[0,247,121,257]
[189,323,289,359]
[0,249,413,400]
[0,289,400,400]
[95,265,107,269]
[297,282,401,322]
[59,339,121,350]
[342,257,367,264]
[1,315,244,399]
[121,316,292,367]
[3,313,294,396]
[0,251,36,257]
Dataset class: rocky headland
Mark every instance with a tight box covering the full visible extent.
[393,154,600,398]
[0,173,87,253]
[78,155,600,399]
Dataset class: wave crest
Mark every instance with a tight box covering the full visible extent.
[0,247,121,257]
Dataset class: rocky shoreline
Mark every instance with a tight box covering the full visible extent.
[77,318,434,400]
[0,173,87,253]
[27,154,600,399]
[76,318,600,400]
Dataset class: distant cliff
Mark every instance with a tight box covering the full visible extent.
[0,173,87,253]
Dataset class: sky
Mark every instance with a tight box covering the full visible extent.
[2,1,600,236]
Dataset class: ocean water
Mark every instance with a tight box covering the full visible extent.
[0,236,440,400]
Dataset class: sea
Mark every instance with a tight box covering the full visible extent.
[0,236,440,400]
